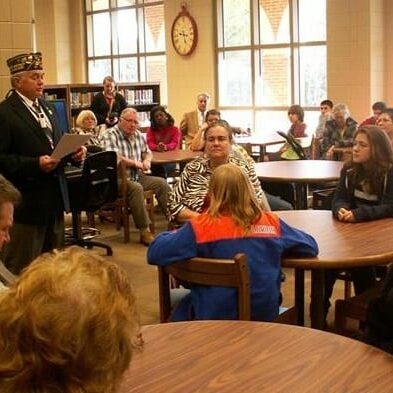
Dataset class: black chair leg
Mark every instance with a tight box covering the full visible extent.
[82,240,113,256]
[66,212,113,256]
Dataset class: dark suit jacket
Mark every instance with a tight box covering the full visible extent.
[90,91,128,125]
[0,90,69,225]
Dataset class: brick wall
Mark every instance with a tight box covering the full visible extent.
[0,0,33,99]
[260,0,290,105]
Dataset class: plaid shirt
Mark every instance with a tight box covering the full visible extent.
[101,125,151,180]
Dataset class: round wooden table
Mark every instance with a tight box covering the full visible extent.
[277,210,393,329]
[236,134,285,160]
[255,160,343,209]
[118,321,393,393]
[151,150,202,164]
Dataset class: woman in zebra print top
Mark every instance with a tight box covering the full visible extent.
[168,121,270,222]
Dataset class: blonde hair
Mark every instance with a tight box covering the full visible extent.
[0,246,141,393]
[207,163,262,231]
[75,110,97,129]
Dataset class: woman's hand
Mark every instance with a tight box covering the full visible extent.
[337,207,355,222]
[157,142,167,152]
[325,145,335,160]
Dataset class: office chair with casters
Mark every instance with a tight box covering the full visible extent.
[158,253,250,322]
[66,151,118,256]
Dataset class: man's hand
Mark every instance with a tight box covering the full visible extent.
[142,159,151,171]
[134,160,144,170]
[71,146,87,162]
[39,155,60,172]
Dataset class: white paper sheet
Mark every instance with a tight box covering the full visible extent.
[51,134,91,160]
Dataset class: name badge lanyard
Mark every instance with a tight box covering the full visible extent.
[32,102,54,149]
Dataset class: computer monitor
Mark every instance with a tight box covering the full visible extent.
[49,99,70,134]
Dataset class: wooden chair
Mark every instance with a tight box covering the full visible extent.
[89,161,156,243]
[143,189,155,234]
[275,306,298,325]
[158,253,297,324]
[310,135,321,160]
[158,253,250,322]
[334,284,383,336]
[333,146,353,161]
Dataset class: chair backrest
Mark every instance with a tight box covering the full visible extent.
[310,135,321,159]
[158,253,250,322]
[68,151,118,212]
[117,160,129,202]
[277,131,308,160]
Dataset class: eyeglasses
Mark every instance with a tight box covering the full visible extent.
[121,117,139,125]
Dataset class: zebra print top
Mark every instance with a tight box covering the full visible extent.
[168,153,270,221]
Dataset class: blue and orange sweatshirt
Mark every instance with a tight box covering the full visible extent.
[147,212,318,321]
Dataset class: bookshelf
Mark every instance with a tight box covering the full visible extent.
[44,82,160,128]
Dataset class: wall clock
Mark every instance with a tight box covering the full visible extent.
[171,5,198,56]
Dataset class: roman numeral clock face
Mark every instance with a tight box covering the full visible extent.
[171,9,198,56]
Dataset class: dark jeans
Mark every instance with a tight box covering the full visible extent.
[265,192,293,211]
[312,266,377,321]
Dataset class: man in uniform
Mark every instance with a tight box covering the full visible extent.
[0,52,85,274]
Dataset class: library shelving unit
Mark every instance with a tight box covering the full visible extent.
[44,82,160,128]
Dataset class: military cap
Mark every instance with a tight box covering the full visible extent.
[6,52,43,75]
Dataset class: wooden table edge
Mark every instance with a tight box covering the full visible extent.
[257,175,340,183]
[282,253,393,269]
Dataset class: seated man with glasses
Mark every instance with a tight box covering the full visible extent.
[102,108,170,245]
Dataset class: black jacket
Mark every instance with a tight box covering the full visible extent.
[332,166,393,221]
[90,91,127,125]
[0,90,69,225]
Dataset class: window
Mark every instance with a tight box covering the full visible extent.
[217,0,326,135]
[85,0,167,103]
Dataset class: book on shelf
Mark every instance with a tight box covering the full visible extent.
[120,88,155,105]
[70,91,95,108]
[44,93,58,100]
[138,111,150,127]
